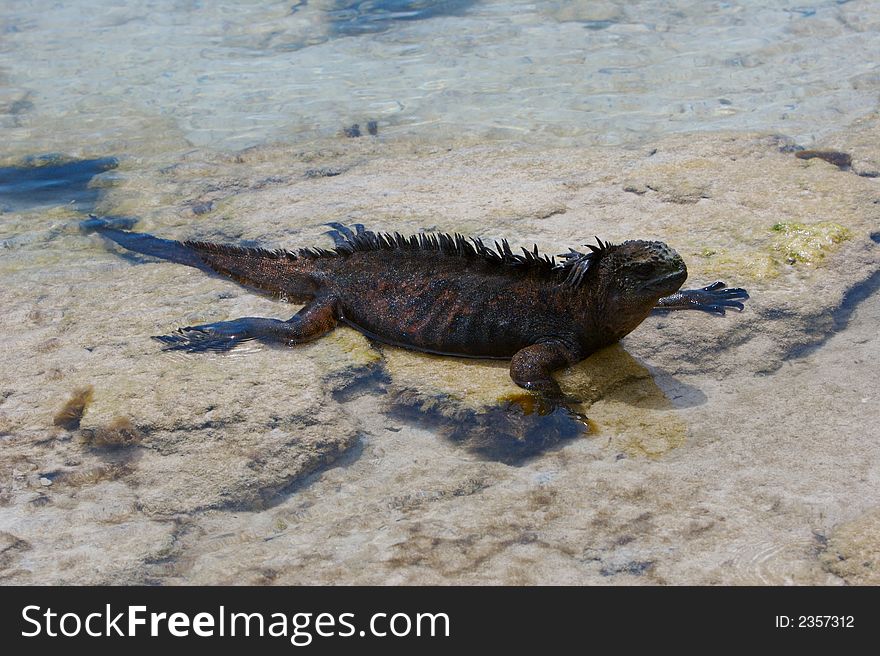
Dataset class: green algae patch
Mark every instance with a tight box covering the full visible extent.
[770,221,851,265]
[80,416,144,449]
[692,220,853,282]
[691,247,779,281]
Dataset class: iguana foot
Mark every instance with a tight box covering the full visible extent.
[155,320,254,353]
[654,281,749,315]
[502,391,589,425]
[154,317,288,353]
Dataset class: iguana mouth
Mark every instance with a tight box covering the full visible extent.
[643,268,687,293]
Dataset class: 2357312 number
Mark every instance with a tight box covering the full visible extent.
[798,616,854,628]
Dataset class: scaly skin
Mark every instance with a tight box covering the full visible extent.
[82,218,748,404]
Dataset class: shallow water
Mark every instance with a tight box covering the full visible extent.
[3,0,880,154]
[0,156,118,211]
[1,1,879,585]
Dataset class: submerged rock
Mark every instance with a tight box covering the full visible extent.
[820,508,880,585]
[2,123,879,584]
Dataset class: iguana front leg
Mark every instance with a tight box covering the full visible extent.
[510,341,581,397]
[654,281,749,315]
[154,296,339,352]
[508,341,587,422]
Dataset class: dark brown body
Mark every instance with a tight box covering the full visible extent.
[316,250,610,359]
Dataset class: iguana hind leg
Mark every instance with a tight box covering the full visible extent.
[155,296,339,353]
[654,281,749,315]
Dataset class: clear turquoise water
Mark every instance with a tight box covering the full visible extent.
[2,0,879,155]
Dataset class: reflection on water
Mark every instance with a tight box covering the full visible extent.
[377,343,688,463]
[390,389,588,465]
[322,0,476,37]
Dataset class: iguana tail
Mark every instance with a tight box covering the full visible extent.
[81,216,321,301]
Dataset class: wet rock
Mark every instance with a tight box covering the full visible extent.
[3,122,880,584]
[0,532,32,573]
[838,1,880,33]
[549,0,622,24]
[304,167,345,178]
[388,386,586,465]
[382,344,687,460]
[795,150,852,169]
[74,344,362,515]
[804,110,880,176]
[190,201,213,215]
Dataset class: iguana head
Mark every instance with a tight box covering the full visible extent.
[601,239,687,300]
[557,238,687,335]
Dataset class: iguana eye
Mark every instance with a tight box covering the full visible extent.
[633,263,656,277]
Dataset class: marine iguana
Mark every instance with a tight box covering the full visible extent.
[82,218,748,402]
